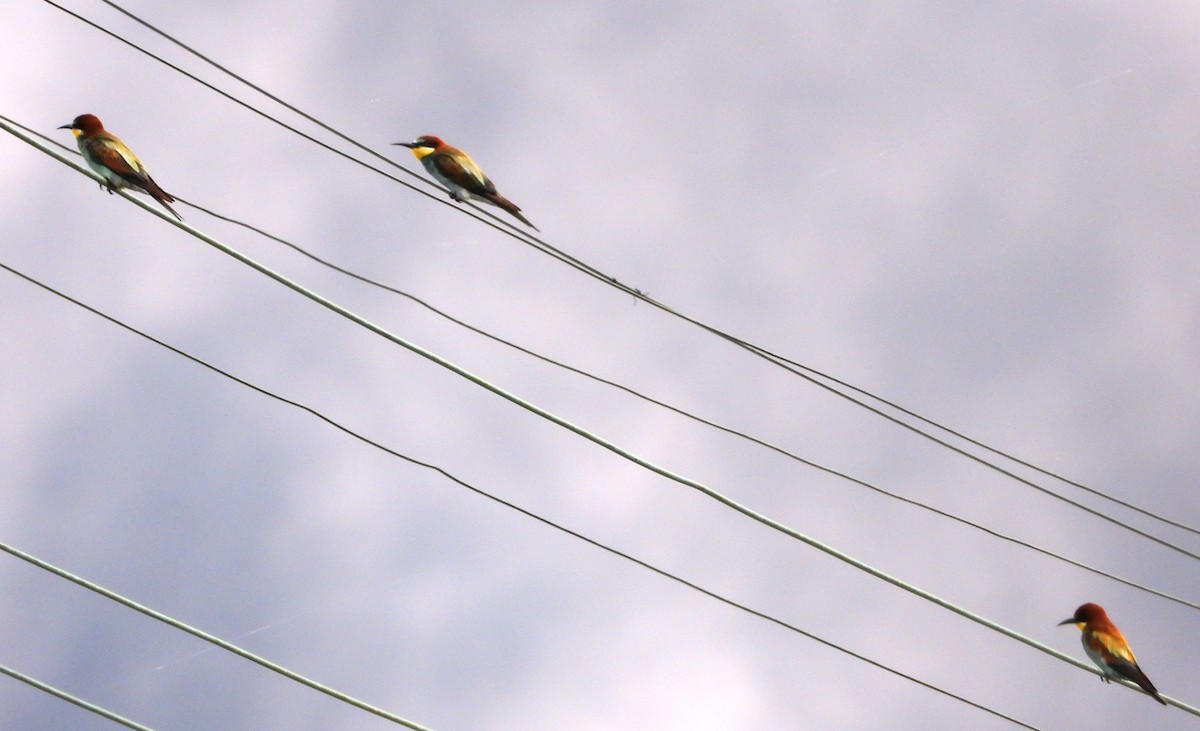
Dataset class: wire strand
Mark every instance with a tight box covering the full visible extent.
[0,541,435,730]
[172,203,1200,612]
[11,114,1200,720]
[0,663,155,731]
[8,111,1198,613]
[51,0,1200,546]
[8,120,1197,718]
[0,261,1037,729]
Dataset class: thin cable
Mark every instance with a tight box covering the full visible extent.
[9,121,1197,719]
[149,209,1200,612]
[798,364,1200,536]
[7,111,1195,613]
[52,1,1200,543]
[3,256,1187,721]
[93,0,635,277]
[2,123,1039,723]
[0,663,155,730]
[42,0,621,287]
[0,265,1042,729]
[36,1,528,239]
[715,332,1200,555]
[0,542,434,730]
[66,0,1200,549]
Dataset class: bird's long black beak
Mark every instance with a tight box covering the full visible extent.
[1057,618,1076,626]
[57,123,76,130]
[393,141,416,148]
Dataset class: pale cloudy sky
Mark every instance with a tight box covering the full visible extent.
[3,2,1200,729]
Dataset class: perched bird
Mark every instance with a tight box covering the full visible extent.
[58,114,182,220]
[1059,602,1167,705]
[393,135,537,230]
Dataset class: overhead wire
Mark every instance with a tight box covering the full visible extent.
[0,260,1040,730]
[93,0,643,291]
[0,663,155,731]
[28,1,496,232]
[95,0,1182,543]
[179,193,1200,609]
[20,108,1200,596]
[0,539,436,730]
[47,0,1200,551]
[16,4,1199,725]
[39,0,619,287]
[141,217,1200,608]
[7,118,1197,719]
[18,7,1200,724]
[136,220,1200,604]
[791,367,1200,537]
[7,111,1196,615]
[17,95,1200,572]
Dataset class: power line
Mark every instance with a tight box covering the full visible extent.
[0,261,1037,730]
[796,366,1200,537]
[0,541,435,730]
[44,0,1200,550]
[1,115,1051,723]
[92,0,649,293]
[0,663,155,731]
[18,9,1200,724]
[8,112,1198,612]
[10,121,1197,720]
[39,0,624,291]
[171,204,1200,612]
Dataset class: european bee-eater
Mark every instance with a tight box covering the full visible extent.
[1059,602,1166,705]
[58,114,182,220]
[393,135,537,231]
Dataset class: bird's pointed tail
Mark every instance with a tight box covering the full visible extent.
[1121,664,1168,705]
[142,177,183,221]
[484,192,538,231]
